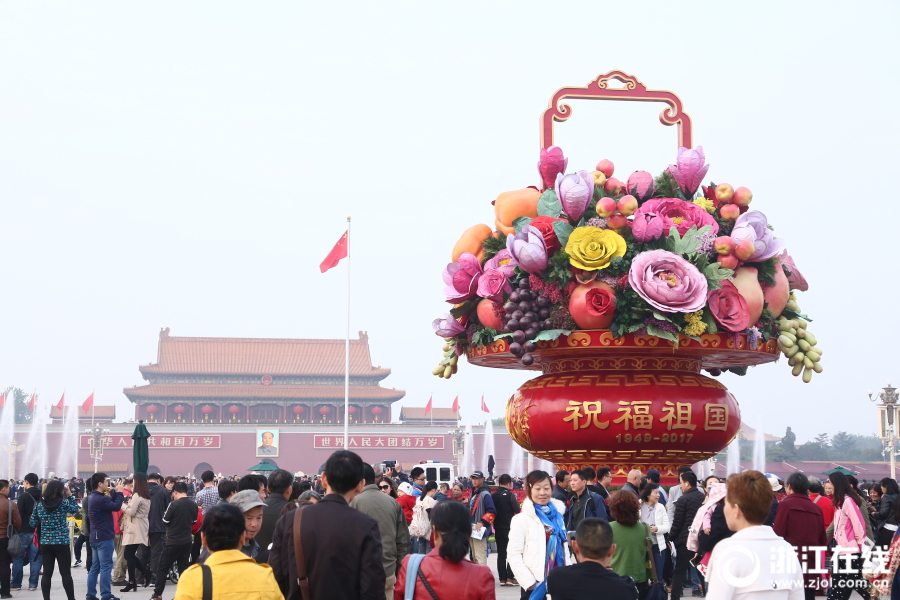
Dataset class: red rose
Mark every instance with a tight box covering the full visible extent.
[529,216,566,254]
[707,280,750,332]
[585,287,616,316]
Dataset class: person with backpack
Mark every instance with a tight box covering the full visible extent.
[0,479,22,598]
[409,481,438,555]
[394,501,494,599]
[172,504,282,600]
[30,480,79,600]
[564,470,607,534]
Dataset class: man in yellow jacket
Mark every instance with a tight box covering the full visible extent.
[174,503,283,600]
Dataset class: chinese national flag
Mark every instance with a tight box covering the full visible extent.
[0,393,5,408]
[319,231,349,273]
[56,393,66,410]
[28,393,36,411]
[424,396,433,415]
[480,395,489,413]
[451,395,459,413]
[82,392,94,413]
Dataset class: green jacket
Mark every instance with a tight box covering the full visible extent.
[610,521,651,583]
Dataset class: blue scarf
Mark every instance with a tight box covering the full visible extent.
[530,502,567,600]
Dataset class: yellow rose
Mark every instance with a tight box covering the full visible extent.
[565,227,627,271]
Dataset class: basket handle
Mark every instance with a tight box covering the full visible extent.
[540,70,692,151]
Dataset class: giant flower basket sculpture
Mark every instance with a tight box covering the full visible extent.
[431,72,819,482]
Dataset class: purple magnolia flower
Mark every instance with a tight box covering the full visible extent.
[555,171,595,222]
[631,211,664,242]
[667,146,710,197]
[506,225,549,274]
[432,314,467,337]
[730,211,785,262]
[628,249,708,313]
[538,146,568,191]
[626,171,656,202]
[442,252,482,304]
[779,250,808,292]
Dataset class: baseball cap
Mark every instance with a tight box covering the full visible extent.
[647,469,661,483]
[398,482,413,495]
[229,490,266,513]
[471,471,485,479]
[766,474,783,492]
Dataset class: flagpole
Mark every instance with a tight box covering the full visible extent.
[343,216,351,450]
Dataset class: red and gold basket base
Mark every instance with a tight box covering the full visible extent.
[468,331,778,485]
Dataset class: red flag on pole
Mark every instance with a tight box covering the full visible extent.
[424,396,433,415]
[451,395,459,413]
[0,393,5,408]
[82,392,94,412]
[319,231,349,273]
[28,393,35,411]
[480,395,490,413]
[56,392,66,410]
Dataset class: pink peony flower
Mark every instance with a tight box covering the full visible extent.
[484,249,516,276]
[538,146,568,191]
[779,250,808,292]
[626,171,656,202]
[667,146,710,197]
[432,313,467,337]
[634,198,719,237]
[477,267,513,303]
[730,211,785,262]
[628,249,708,313]
[631,211,664,242]
[442,252,482,304]
[555,171,595,222]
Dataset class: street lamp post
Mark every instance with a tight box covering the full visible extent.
[85,426,110,474]
[449,427,465,475]
[870,381,899,481]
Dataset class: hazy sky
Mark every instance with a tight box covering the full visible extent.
[1,2,898,444]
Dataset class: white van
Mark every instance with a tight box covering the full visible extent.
[419,460,455,485]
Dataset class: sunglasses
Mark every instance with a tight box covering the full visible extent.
[379,485,391,490]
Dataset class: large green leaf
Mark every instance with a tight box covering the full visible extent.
[552,221,574,249]
[646,323,679,345]
[533,329,570,342]
[513,216,533,234]
[701,309,719,335]
[703,262,734,290]
[665,225,711,257]
[538,189,562,218]
[449,300,476,319]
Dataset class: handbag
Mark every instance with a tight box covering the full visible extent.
[642,523,667,600]
[292,507,310,600]
[404,553,440,600]
[6,500,22,558]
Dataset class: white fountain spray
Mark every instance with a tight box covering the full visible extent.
[460,420,475,478]
[482,418,495,476]
[509,442,524,478]
[727,435,741,475]
[753,415,766,473]
[23,394,48,476]
[536,458,556,476]
[57,393,79,479]
[0,390,17,479]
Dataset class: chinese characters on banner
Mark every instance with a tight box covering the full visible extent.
[79,434,221,449]
[313,435,444,449]
[563,400,727,439]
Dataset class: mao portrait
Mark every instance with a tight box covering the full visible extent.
[256,429,279,457]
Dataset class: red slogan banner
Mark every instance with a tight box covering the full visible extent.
[314,435,444,449]
[79,434,221,449]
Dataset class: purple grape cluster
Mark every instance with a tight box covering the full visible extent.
[502,278,553,366]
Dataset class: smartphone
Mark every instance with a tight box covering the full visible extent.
[689,554,702,568]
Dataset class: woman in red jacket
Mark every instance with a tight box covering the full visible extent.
[394,501,494,600]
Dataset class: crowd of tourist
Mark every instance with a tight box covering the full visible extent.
[1,457,900,599]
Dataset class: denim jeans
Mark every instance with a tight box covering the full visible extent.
[11,532,42,589]
[87,538,114,599]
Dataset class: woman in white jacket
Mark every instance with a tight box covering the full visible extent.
[639,482,670,579]
[507,470,572,600]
